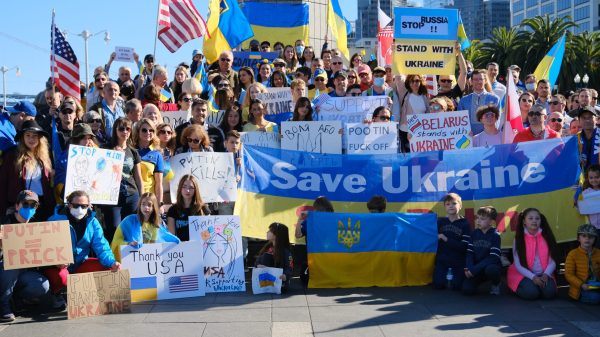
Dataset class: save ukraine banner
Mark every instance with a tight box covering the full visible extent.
[236,137,584,248]
[241,2,309,48]
[307,212,437,288]
[393,7,458,75]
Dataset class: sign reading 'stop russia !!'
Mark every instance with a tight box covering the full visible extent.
[393,8,459,75]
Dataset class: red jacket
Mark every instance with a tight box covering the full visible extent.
[513,127,559,143]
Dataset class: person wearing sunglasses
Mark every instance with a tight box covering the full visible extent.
[547,111,565,136]
[54,99,77,152]
[435,41,468,104]
[175,99,225,152]
[357,64,372,92]
[473,105,501,147]
[132,118,165,211]
[208,50,240,95]
[457,69,500,135]
[176,124,213,154]
[519,92,535,127]
[396,74,430,152]
[429,97,448,113]
[371,106,392,123]
[177,93,193,113]
[0,190,51,323]
[345,84,363,97]
[513,104,560,143]
[568,89,594,119]
[84,110,108,146]
[87,71,108,109]
[308,69,331,100]
[100,117,144,241]
[45,190,120,310]
[327,55,345,87]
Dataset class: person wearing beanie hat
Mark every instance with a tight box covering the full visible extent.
[565,224,600,303]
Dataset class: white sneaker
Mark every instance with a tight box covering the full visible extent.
[490,284,500,295]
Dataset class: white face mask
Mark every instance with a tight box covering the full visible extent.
[526,83,535,91]
[70,207,87,220]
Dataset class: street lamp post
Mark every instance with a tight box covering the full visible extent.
[77,30,110,91]
[574,74,581,90]
[1,66,20,108]
[582,74,589,88]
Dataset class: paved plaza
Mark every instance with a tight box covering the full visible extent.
[1,280,599,337]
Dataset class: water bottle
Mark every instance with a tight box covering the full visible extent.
[446,268,454,289]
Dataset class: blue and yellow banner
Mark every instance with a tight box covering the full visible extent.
[235,138,584,248]
[307,212,437,288]
[393,7,458,75]
[204,0,254,64]
[242,2,308,48]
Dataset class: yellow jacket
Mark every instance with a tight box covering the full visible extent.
[564,246,600,300]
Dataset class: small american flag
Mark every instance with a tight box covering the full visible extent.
[51,20,80,100]
[425,75,438,97]
[167,274,199,293]
[158,0,208,53]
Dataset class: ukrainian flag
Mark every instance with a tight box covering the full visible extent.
[160,88,172,102]
[241,2,309,48]
[307,212,438,288]
[533,34,566,88]
[204,0,254,64]
[457,14,471,51]
[131,276,158,302]
[327,0,350,59]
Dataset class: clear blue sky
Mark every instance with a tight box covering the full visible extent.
[0,0,358,95]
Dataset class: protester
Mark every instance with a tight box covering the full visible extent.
[487,62,506,101]
[169,65,189,102]
[535,79,551,111]
[349,53,363,69]
[37,88,61,132]
[218,130,242,215]
[256,223,294,292]
[237,66,255,104]
[87,72,109,109]
[570,118,582,135]
[462,206,502,296]
[576,106,600,169]
[524,74,537,95]
[397,74,430,152]
[582,164,600,229]
[299,46,315,68]
[367,195,387,213]
[547,112,564,134]
[371,106,392,123]
[433,193,470,290]
[308,69,330,99]
[45,190,120,305]
[435,42,467,104]
[241,83,268,122]
[346,84,362,97]
[363,67,393,97]
[292,97,313,121]
[357,64,372,92]
[0,101,36,156]
[102,117,143,241]
[176,124,213,153]
[0,190,50,322]
[209,51,240,93]
[256,60,272,86]
[283,45,299,73]
[137,65,174,104]
[519,92,535,127]
[175,98,225,151]
[329,71,348,97]
[111,192,180,261]
[84,110,107,146]
[290,79,307,104]
[124,98,143,123]
[473,105,501,147]
[457,69,499,134]
[0,120,54,221]
[157,123,176,205]
[346,69,359,87]
[513,104,560,143]
[142,84,178,112]
[132,119,164,208]
[53,99,78,152]
[89,81,125,136]
[243,99,278,133]
[269,70,289,88]
[177,92,193,113]
[429,97,448,113]
[167,175,210,241]
[507,208,559,300]
[564,224,600,304]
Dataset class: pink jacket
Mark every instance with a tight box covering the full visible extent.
[507,229,555,292]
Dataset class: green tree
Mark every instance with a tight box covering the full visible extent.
[570,31,600,90]
[479,26,528,71]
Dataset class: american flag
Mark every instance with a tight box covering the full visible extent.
[167,274,199,293]
[158,0,209,53]
[51,23,80,100]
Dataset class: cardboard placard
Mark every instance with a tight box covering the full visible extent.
[281,121,342,154]
[1,221,73,270]
[67,269,131,319]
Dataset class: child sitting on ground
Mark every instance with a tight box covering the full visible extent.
[433,193,471,290]
[462,206,502,295]
[256,223,294,292]
[565,224,600,304]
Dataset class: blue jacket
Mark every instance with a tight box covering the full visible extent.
[48,207,116,271]
[466,228,502,275]
[115,214,180,249]
[436,217,471,267]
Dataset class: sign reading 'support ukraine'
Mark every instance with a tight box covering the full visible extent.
[236,138,584,247]
[393,7,458,75]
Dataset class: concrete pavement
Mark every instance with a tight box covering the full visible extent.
[1,282,599,337]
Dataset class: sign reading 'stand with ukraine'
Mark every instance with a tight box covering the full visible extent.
[236,138,583,247]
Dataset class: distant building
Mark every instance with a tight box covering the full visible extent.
[423,0,453,7]
[449,0,510,41]
[510,0,600,34]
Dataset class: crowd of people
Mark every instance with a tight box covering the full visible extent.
[1,37,600,323]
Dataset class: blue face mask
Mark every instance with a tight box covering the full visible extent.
[374,77,385,87]
[296,45,305,56]
[19,206,36,221]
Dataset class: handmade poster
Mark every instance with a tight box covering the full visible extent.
[252,267,283,295]
[189,215,246,293]
[240,131,281,149]
[114,46,134,62]
[408,110,472,152]
[169,152,237,203]
[67,269,131,320]
[578,190,600,215]
[317,96,388,124]
[1,221,73,270]
[206,109,225,127]
[162,110,191,129]
[281,121,342,154]
[232,51,279,71]
[64,145,125,205]
[256,87,293,123]
[121,241,205,302]
[393,8,458,75]
[236,138,584,248]
[345,122,399,154]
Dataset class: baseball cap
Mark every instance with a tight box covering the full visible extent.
[357,64,371,75]
[578,105,599,118]
[144,54,154,63]
[509,65,521,71]
[17,190,39,204]
[372,66,386,75]
[334,70,348,79]
[273,58,286,66]
[6,101,37,117]
[577,224,597,237]
[314,68,327,80]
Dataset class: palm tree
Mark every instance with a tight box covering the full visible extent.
[462,40,486,69]
[570,31,600,89]
[519,15,577,76]
[479,27,528,71]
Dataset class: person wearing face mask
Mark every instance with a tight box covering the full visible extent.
[0,191,51,322]
[43,190,120,307]
[295,39,305,59]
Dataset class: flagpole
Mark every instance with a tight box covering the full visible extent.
[153,0,160,60]
[51,9,56,90]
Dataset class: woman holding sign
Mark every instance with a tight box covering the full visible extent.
[111,192,180,261]
[396,74,430,153]
[0,120,54,221]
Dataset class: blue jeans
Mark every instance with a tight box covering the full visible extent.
[580,289,600,304]
[516,277,557,300]
[0,263,49,315]
[462,264,502,295]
